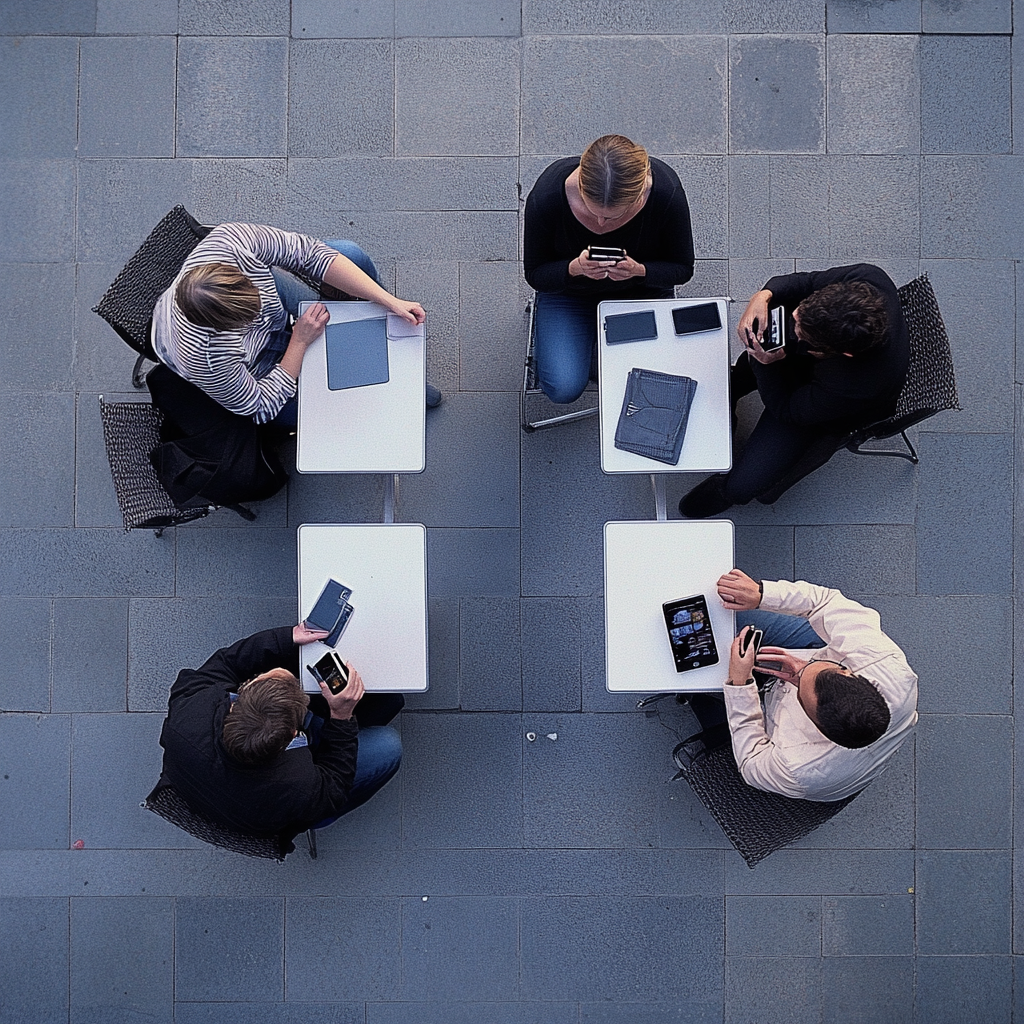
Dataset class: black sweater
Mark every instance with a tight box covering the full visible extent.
[523,156,695,299]
[753,264,910,429]
[158,627,358,845]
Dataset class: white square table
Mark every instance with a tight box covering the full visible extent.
[297,524,428,693]
[604,519,736,693]
[598,297,732,481]
[296,301,426,476]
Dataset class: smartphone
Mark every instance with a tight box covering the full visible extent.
[304,578,352,634]
[309,650,349,695]
[324,601,354,648]
[604,309,658,345]
[759,305,786,352]
[672,303,722,336]
[738,627,763,659]
[662,594,719,672]
[588,245,626,263]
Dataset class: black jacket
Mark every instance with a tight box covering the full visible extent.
[158,627,358,847]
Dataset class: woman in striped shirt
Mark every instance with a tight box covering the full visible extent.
[152,223,425,426]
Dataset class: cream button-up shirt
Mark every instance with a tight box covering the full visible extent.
[722,580,918,802]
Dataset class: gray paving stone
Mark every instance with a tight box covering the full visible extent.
[767,157,829,258]
[0,714,69,848]
[0,158,75,261]
[175,528,296,597]
[580,596,642,713]
[917,714,1012,849]
[729,36,824,155]
[460,261,530,392]
[285,898,400,1000]
[96,0,177,33]
[178,1006,364,1024]
[372,1005,575,1024]
[175,897,284,1001]
[292,0,394,38]
[188,159,289,226]
[918,850,1011,953]
[919,258,1015,432]
[868,596,1011,714]
[821,957,913,1024]
[826,0,920,32]
[915,432,1013,595]
[401,712,523,848]
[287,42,394,157]
[828,157,920,259]
[522,598,581,712]
[53,599,128,712]
[916,956,1012,1024]
[728,158,770,258]
[314,759,403,852]
[725,957,819,1024]
[400,393,520,528]
[397,39,520,156]
[521,848,724,895]
[1018,271,1024,379]
[579,1003,716,1024]
[177,38,287,158]
[523,713,663,848]
[821,895,913,955]
[660,156,728,260]
[0,598,50,712]
[396,0,520,36]
[921,156,1024,258]
[522,0,727,33]
[727,0,824,31]
[794,525,915,595]
[734,525,793,583]
[78,37,176,158]
[521,36,727,156]
[521,896,722,1004]
[677,259,730,300]
[725,895,821,955]
[127,597,292,711]
[404,597,460,710]
[400,897,519,999]
[922,36,1011,155]
[426,528,520,597]
[725,849,914,895]
[1016,34,1024,155]
[827,35,919,155]
[922,0,1011,32]
[0,897,69,1024]
[0,37,78,157]
[286,472,384,529]
[0,392,74,527]
[0,263,73,390]
[0,0,96,34]
[460,597,521,711]
[179,0,290,34]
[71,713,186,849]
[70,896,173,1024]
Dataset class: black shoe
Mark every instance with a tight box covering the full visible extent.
[678,474,733,519]
[426,384,443,409]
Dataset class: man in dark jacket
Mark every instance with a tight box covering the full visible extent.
[679,264,909,517]
[157,624,403,852]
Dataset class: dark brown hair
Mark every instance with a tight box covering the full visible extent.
[221,672,309,765]
[813,668,891,749]
[796,281,888,357]
[176,263,261,332]
[578,134,650,209]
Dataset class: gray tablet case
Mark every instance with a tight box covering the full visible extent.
[326,317,390,390]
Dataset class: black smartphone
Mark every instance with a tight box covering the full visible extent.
[305,578,353,634]
[588,245,626,263]
[604,309,658,345]
[672,302,722,336]
[759,306,786,352]
[310,650,349,695]
[662,594,719,672]
[324,601,354,648]
[738,627,763,659]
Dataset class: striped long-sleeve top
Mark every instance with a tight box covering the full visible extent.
[152,223,339,423]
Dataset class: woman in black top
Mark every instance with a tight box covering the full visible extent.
[523,135,695,403]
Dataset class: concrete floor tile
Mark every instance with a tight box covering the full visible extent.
[662,156,727,259]
[0,37,78,157]
[426,527,520,597]
[0,714,69,848]
[734,525,794,584]
[460,261,530,392]
[826,0,920,31]
[923,0,1011,32]
[286,471,384,529]
[916,955,1011,1024]
[726,895,821,955]
[179,0,290,34]
[522,598,582,712]
[725,957,820,1024]
[821,957,913,1024]
[581,1004,718,1024]
[0,897,69,1024]
[187,159,289,227]
[371,1003,576,1024]
[397,0,521,36]
[729,36,825,155]
[828,157,919,260]
[0,598,51,711]
[292,0,394,38]
[822,895,914,955]
[767,156,829,259]
[523,0,727,34]
[53,599,128,712]
[728,157,770,258]
[460,596,521,710]
[0,158,76,261]
[728,0,824,32]
[794,525,916,595]
[403,597,459,711]
[178,1006,363,1024]
[396,260,460,393]
[521,36,727,156]
[0,0,96,34]
[725,849,914,895]
[96,0,177,33]
[0,262,75,390]
[175,528,296,597]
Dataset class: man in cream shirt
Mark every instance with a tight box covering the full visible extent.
[695,569,918,802]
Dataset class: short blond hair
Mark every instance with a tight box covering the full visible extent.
[176,263,261,331]
[578,134,651,209]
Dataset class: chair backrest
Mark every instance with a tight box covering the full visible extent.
[145,782,285,861]
[93,205,211,356]
[675,738,857,868]
[98,398,212,531]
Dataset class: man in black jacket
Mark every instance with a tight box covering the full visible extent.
[157,624,403,852]
[679,264,910,518]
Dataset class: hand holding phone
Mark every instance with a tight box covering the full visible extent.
[588,245,627,264]
[309,650,349,694]
[317,661,365,720]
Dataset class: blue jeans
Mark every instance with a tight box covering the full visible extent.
[688,610,825,732]
[533,292,602,404]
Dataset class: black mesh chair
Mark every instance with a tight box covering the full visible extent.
[672,730,858,868]
[521,297,600,432]
[756,274,960,504]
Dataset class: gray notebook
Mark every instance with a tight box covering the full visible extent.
[325,317,390,391]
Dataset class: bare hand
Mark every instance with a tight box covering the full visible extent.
[388,300,426,325]
[571,248,619,281]
[291,302,331,347]
[737,290,770,347]
[727,627,758,685]
[754,647,810,686]
[319,663,365,720]
[293,623,330,645]
[604,252,644,282]
[717,569,762,611]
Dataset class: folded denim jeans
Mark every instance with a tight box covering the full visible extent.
[613,367,698,465]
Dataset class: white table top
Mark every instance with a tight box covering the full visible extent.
[604,520,736,693]
[297,524,428,692]
[296,301,426,474]
[598,297,732,474]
